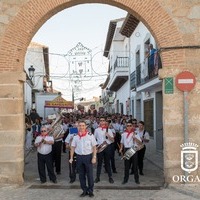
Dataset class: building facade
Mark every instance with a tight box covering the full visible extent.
[102,15,163,155]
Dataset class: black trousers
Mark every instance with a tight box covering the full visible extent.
[114,132,121,153]
[62,132,68,153]
[110,143,116,172]
[52,140,62,173]
[68,151,76,181]
[37,152,56,182]
[137,145,146,173]
[96,144,112,178]
[76,154,94,193]
[123,148,139,182]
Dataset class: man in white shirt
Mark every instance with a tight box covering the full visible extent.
[69,120,97,198]
[119,121,142,184]
[34,126,57,184]
[94,116,114,184]
[65,123,78,183]
[136,121,150,175]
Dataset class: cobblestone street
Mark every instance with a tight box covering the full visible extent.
[0,149,199,200]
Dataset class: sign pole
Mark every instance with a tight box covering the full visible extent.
[183,91,188,144]
[184,91,189,180]
[175,71,196,181]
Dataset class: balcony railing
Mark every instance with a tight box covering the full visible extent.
[136,52,162,86]
[114,57,129,70]
[130,71,136,90]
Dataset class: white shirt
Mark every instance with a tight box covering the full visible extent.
[35,135,54,155]
[71,133,97,155]
[65,133,74,144]
[94,127,114,145]
[112,123,121,132]
[121,131,141,148]
[136,129,150,144]
[92,121,98,129]
[62,123,69,132]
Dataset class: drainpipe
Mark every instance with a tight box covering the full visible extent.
[128,35,131,115]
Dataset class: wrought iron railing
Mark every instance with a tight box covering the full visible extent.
[135,52,162,86]
[130,71,136,90]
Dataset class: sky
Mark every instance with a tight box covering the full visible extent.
[32,4,127,101]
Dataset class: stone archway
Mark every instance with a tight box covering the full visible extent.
[0,0,200,184]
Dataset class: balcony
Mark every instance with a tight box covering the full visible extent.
[130,71,136,91]
[109,57,129,91]
[102,90,115,104]
[136,52,162,86]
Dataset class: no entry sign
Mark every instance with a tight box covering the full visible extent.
[175,71,196,92]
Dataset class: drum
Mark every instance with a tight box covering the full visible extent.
[122,147,136,160]
[97,141,109,153]
[121,144,144,160]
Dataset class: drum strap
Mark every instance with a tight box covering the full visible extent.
[143,130,146,137]
[142,130,146,144]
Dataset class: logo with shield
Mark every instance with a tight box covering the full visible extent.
[180,143,198,173]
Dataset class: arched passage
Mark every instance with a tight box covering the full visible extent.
[0,0,200,184]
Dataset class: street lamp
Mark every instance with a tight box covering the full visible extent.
[28,65,35,80]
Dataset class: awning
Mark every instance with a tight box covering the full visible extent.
[45,96,74,109]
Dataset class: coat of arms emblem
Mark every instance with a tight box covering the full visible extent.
[180,143,198,173]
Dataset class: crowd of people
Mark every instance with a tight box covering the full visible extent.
[25,110,150,198]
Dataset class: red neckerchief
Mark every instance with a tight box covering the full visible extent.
[42,133,48,138]
[99,126,108,131]
[78,131,87,139]
[125,128,134,138]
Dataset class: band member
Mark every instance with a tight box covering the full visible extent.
[62,116,70,153]
[69,120,97,197]
[51,124,64,175]
[119,121,142,184]
[112,118,121,154]
[94,116,114,184]
[34,126,57,184]
[136,121,150,175]
[130,118,138,175]
[107,120,117,173]
[65,123,78,183]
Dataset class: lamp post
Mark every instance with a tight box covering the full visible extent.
[28,65,35,80]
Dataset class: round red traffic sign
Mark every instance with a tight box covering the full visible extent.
[175,71,196,92]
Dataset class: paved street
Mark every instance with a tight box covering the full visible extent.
[0,148,199,200]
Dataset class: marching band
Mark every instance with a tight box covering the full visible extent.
[31,111,150,198]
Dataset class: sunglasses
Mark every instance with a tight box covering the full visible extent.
[41,130,47,132]
[100,120,105,121]
[127,125,133,127]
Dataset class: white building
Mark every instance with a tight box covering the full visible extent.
[102,14,163,153]
[24,42,52,114]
